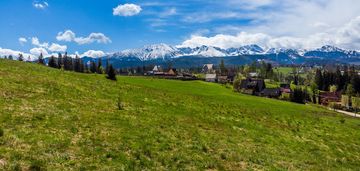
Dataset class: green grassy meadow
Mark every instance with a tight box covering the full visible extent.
[0,59,360,170]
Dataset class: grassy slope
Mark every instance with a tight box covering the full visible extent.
[0,59,359,170]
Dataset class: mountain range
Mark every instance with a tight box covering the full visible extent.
[92,44,360,68]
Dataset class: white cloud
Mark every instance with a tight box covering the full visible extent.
[30,47,49,56]
[179,15,360,50]
[81,50,106,58]
[56,30,111,45]
[56,30,76,42]
[31,37,49,48]
[19,37,27,46]
[33,1,49,9]
[74,33,112,45]
[48,43,67,52]
[113,4,142,17]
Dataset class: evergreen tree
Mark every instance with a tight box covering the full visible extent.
[90,61,97,73]
[74,55,81,72]
[18,54,24,61]
[97,59,103,74]
[291,87,305,104]
[351,74,360,94]
[38,53,45,65]
[48,56,57,68]
[335,66,344,90]
[219,59,226,75]
[106,64,117,81]
[8,55,13,60]
[57,53,63,69]
[314,69,323,90]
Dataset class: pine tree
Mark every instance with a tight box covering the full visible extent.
[57,53,63,69]
[97,59,103,74]
[335,66,343,90]
[18,54,24,61]
[90,61,97,73]
[74,55,81,72]
[315,69,323,90]
[219,59,226,75]
[106,64,117,81]
[38,53,45,65]
[48,56,57,68]
[8,55,13,60]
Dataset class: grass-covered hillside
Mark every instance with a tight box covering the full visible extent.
[0,59,359,170]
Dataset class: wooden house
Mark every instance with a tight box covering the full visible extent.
[205,74,217,82]
[261,88,281,98]
[202,64,214,74]
[239,78,266,95]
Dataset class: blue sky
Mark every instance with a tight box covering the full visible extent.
[1,0,360,58]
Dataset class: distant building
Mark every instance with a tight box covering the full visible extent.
[202,64,214,73]
[319,92,341,106]
[153,65,162,72]
[205,74,217,82]
[166,68,177,76]
[261,88,281,98]
[217,76,228,84]
[248,72,259,78]
[240,78,266,95]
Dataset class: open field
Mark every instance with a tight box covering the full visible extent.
[0,59,360,170]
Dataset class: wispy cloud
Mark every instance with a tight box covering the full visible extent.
[33,1,48,10]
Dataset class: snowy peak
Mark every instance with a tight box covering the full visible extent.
[227,44,264,55]
[317,45,345,52]
[188,46,228,57]
[118,43,181,61]
[109,43,360,61]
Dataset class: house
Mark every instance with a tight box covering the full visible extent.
[166,68,177,76]
[319,91,341,106]
[261,88,281,98]
[248,72,259,78]
[239,78,266,95]
[205,74,217,82]
[217,76,228,84]
[153,65,162,72]
[202,64,214,73]
[279,83,291,94]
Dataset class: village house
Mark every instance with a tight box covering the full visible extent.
[202,64,214,74]
[248,72,259,78]
[261,88,281,98]
[205,74,217,82]
[239,78,266,95]
[319,91,341,106]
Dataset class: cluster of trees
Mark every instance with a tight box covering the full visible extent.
[314,66,360,96]
[2,52,117,81]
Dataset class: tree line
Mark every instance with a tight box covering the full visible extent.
[2,53,117,81]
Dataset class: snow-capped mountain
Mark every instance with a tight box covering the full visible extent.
[227,44,264,55]
[111,43,182,61]
[107,44,360,62]
[184,45,228,57]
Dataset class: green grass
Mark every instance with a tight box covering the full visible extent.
[0,59,360,170]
